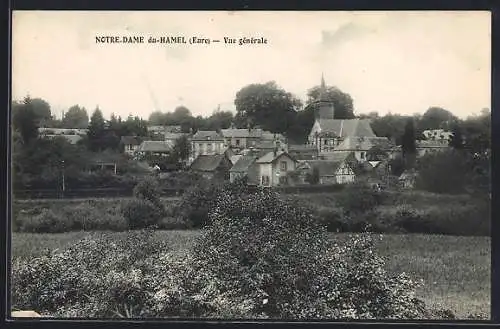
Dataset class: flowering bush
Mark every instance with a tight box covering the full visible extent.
[189,188,429,319]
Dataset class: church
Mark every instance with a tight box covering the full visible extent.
[307,75,384,158]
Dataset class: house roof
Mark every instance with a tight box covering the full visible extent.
[229,155,258,172]
[189,154,228,172]
[164,132,186,140]
[320,151,355,162]
[138,141,172,153]
[256,151,296,164]
[120,136,142,145]
[335,136,393,152]
[416,140,449,148]
[288,144,317,152]
[221,128,263,138]
[46,134,84,145]
[315,119,376,138]
[230,155,243,165]
[191,130,224,141]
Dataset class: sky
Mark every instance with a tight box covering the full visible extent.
[12,11,491,120]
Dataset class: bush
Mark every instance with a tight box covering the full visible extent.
[189,188,429,319]
[335,182,388,214]
[157,217,192,230]
[121,199,162,230]
[133,177,163,210]
[15,209,69,233]
[12,230,171,317]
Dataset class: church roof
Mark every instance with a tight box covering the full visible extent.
[335,136,393,151]
[316,119,376,138]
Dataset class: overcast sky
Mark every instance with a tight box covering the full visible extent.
[12,11,490,120]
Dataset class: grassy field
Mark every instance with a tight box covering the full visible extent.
[11,230,490,319]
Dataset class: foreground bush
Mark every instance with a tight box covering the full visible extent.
[188,188,429,319]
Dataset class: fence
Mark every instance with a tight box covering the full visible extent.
[13,187,185,200]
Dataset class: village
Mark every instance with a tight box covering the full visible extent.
[36,77,452,192]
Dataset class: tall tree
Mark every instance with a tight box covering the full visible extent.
[306,85,355,119]
[171,135,191,165]
[449,122,465,150]
[234,81,302,134]
[87,107,106,151]
[148,111,166,126]
[418,107,458,131]
[12,96,40,145]
[401,118,417,169]
[62,105,89,128]
[370,114,411,145]
[29,98,52,127]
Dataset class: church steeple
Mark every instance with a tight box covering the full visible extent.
[315,73,335,120]
[319,73,327,101]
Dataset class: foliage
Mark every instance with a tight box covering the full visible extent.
[415,149,469,194]
[417,107,458,132]
[11,230,171,317]
[133,176,163,210]
[401,118,417,169]
[86,107,107,151]
[306,84,355,119]
[335,182,387,215]
[62,105,89,128]
[12,97,40,145]
[121,199,163,230]
[234,81,302,134]
[305,166,320,185]
[190,188,428,319]
[171,135,191,164]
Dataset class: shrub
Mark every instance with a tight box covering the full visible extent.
[121,199,162,230]
[15,209,69,233]
[133,176,163,210]
[190,188,429,319]
[12,230,171,317]
[316,207,348,232]
[335,182,388,214]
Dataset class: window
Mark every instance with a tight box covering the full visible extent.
[360,152,366,160]
[324,139,328,145]
[207,143,213,152]
[280,161,287,171]
[279,176,288,185]
[261,175,270,186]
[236,139,241,146]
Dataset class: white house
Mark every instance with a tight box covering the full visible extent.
[254,151,297,187]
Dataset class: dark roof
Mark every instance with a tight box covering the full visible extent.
[256,151,296,164]
[192,130,224,141]
[288,144,318,152]
[189,154,228,172]
[335,136,394,151]
[120,136,142,145]
[316,119,376,138]
[164,132,187,140]
[230,155,258,172]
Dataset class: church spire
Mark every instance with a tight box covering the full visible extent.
[319,73,327,101]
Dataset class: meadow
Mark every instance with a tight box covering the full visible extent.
[11,230,491,319]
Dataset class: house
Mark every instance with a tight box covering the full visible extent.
[137,141,173,157]
[399,169,418,189]
[221,128,263,150]
[255,151,297,187]
[189,154,232,180]
[38,127,88,144]
[120,136,142,156]
[320,136,393,163]
[221,127,287,154]
[416,140,449,157]
[309,151,357,185]
[287,144,319,161]
[190,130,226,162]
[229,155,259,184]
[164,132,189,148]
[422,129,453,141]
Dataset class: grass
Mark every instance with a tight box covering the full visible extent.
[11,230,490,319]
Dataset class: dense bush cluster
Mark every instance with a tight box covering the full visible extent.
[12,188,438,319]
